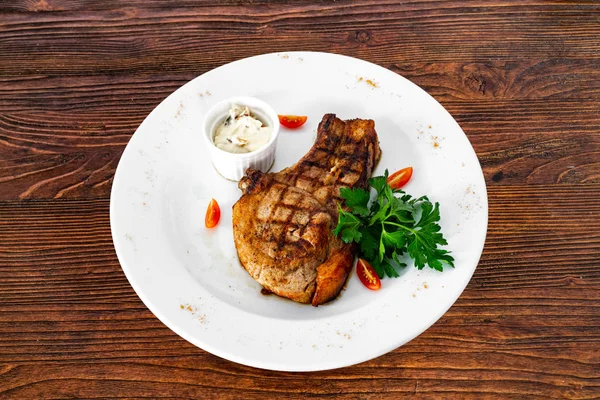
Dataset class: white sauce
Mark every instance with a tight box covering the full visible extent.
[213,104,272,153]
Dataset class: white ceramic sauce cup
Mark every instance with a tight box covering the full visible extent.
[202,96,280,181]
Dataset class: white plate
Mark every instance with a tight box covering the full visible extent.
[110,52,488,371]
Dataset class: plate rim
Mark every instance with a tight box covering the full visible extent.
[110,51,489,371]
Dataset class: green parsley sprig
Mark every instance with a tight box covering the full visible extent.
[334,170,454,278]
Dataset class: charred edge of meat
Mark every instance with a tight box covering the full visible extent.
[318,113,335,132]
[239,168,265,194]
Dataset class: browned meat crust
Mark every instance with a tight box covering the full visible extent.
[232,114,381,306]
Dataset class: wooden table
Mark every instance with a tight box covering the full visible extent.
[1,1,599,398]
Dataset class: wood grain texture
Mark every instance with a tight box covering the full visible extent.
[1,0,599,399]
[1,1,600,77]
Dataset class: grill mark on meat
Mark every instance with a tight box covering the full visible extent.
[259,184,288,246]
[297,211,328,240]
[266,184,332,251]
[298,159,327,170]
[352,138,369,189]
[276,199,305,250]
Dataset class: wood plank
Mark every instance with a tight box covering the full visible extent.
[4,0,600,12]
[1,2,600,79]
[0,188,598,397]
[2,58,599,114]
[391,59,600,101]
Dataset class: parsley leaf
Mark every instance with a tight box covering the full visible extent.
[368,170,389,196]
[359,226,380,260]
[339,187,370,216]
[335,170,454,278]
[334,205,362,243]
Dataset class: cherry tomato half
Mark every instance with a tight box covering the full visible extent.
[357,258,381,291]
[278,115,307,129]
[387,166,413,189]
[205,198,221,228]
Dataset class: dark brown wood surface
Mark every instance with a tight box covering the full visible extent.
[1,1,599,398]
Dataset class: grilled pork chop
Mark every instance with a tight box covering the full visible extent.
[232,114,381,306]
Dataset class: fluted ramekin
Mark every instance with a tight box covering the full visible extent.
[202,96,280,181]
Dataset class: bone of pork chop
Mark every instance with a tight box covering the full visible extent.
[232,114,381,306]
